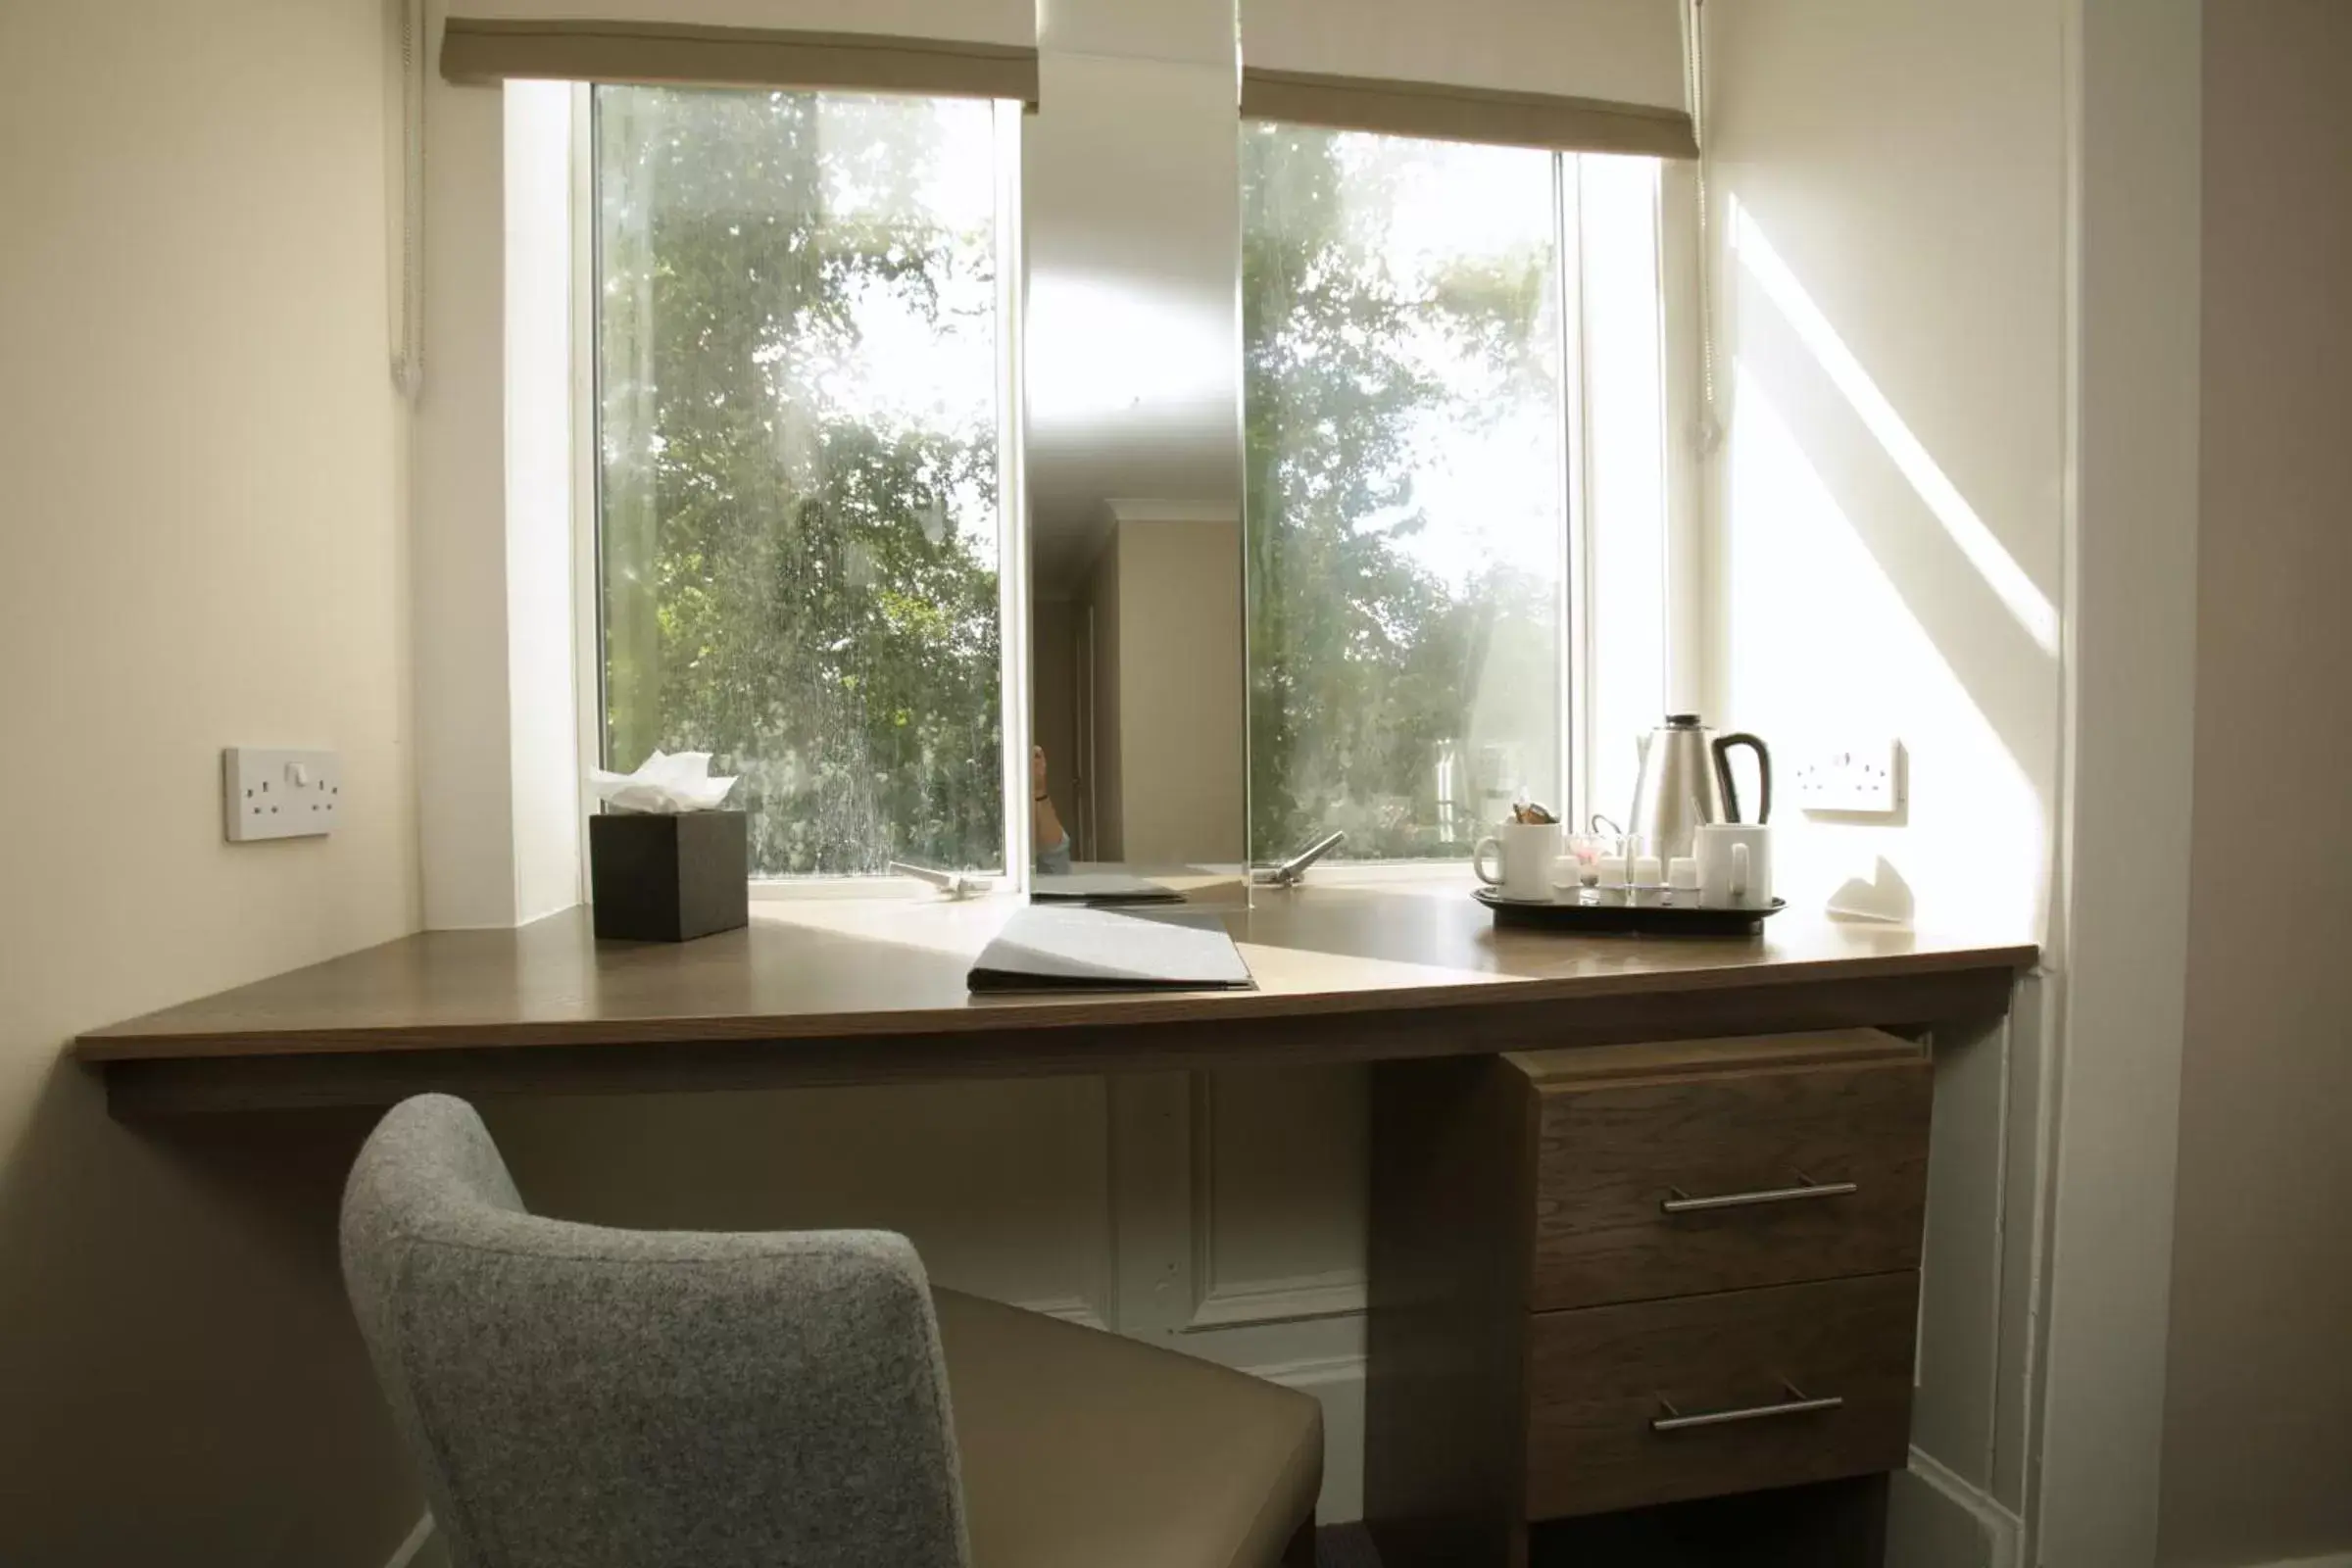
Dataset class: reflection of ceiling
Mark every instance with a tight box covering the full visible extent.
[1021,50,1243,596]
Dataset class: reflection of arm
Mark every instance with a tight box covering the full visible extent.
[1034,793,1066,855]
[1032,746,1071,873]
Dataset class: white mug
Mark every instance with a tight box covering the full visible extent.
[1474,820,1562,902]
[1695,823,1773,909]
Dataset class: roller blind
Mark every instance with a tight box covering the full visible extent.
[1239,0,1693,158]
[442,0,1039,103]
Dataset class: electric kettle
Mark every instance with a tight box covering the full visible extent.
[1622,714,1773,863]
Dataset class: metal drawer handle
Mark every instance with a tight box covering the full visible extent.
[1652,1381,1845,1433]
[1659,1172,1857,1214]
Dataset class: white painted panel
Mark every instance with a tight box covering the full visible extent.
[415,55,521,928]
[1994,972,2050,1513]
[482,1080,1115,1320]
[1888,1452,2023,1568]
[1177,1279,1370,1523]
[1200,1066,1369,1315]
[502,80,583,921]
[1912,1019,2009,1488]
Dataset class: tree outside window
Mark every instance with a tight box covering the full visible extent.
[596,86,1004,878]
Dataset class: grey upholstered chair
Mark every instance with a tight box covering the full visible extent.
[341,1095,1323,1568]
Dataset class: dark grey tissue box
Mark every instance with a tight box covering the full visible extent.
[588,809,749,942]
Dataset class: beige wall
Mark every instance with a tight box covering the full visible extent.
[1085,533,1125,858]
[1108,515,1247,866]
[1032,598,1078,838]
[2162,4,2352,1562]
[0,0,423,1561]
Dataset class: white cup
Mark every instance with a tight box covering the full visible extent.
[1474,820,1562,902]
[1695,823,1773,909]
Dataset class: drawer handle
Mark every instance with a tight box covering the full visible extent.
[1652,1382,1845,1433]
[1660,1173,1857,1214]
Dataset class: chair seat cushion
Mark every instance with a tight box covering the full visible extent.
[933,1289,1323,1568]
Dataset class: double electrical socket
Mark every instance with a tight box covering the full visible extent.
[1792,739,1904,815]
[223,748,342,842]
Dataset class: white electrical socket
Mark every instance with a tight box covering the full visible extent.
[1793,739,1903,815]
[223,748,343,842]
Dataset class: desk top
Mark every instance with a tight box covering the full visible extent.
[80,879,2035,1067]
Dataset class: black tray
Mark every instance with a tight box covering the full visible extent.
[1474,887,1787,936]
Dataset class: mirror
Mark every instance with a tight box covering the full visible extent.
[1021,24,1249,900]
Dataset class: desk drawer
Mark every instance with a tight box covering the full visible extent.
[1529,1052,1931,1311]
[1524,1272,1918,1521]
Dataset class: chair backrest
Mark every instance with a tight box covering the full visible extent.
[340,1095,970,1568]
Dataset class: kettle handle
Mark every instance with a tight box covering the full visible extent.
[1712,732,1773,824]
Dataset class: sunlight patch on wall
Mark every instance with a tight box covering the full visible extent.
[1726,366,2043,939]
[1729,198,2059,659]
[1025,274,1237,428]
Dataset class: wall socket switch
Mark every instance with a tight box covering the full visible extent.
[223,748,342,842]
[1793,739,1903,815]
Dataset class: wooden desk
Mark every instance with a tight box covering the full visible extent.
[78,881,2034,1117]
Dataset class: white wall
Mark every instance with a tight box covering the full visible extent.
[1706,0,2067,941]
[2161,4,2352,1562]
[1710,8,2209,1568]
[1703,0,2071,1551]
[413,15,582,930]
[0,0,424,1559]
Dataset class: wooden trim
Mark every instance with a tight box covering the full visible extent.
[92,958,2013,1124]
[1242,67,1696,159]
[75,937,2035,1065]
[1365,1054,1537,1566]
[441,18,1040,105]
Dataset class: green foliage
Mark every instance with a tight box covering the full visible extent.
[597,87,1003,876]
[595,94,1559,877]
[1243,124,1560,860]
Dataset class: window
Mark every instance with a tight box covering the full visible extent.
[594,86,1012,878]
[1242,125,1670,860]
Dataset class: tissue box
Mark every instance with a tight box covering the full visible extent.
[589,809,749,942]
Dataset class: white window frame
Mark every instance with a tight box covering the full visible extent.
[1238,131,1695,861]
[552,94,1696,899]
[565,87,1032,901]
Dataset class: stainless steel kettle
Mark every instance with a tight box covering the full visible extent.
[1623,714,1773,862]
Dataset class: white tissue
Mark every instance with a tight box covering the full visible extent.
[588,750,738,814]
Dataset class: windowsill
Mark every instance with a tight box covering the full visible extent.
[1273,858,1477,889]
[734,858,1480,904]
[748,874,1007,903]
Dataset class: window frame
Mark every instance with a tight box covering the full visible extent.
[566,85,1033,900]
[556,88,1694,898]
[1236,122,1690,860]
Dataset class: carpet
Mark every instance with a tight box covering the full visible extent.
[1317,1523,1383,1567]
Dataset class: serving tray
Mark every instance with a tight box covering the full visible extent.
[1473,887,1787,937]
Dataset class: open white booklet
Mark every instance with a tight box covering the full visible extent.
[967,906,1253,992]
